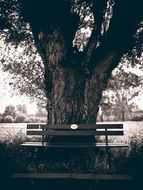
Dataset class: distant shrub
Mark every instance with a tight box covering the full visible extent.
[24,116,38,123]
[0,116,3,123]
[15,114,26,123]
[3,115,14,123]
[25,116,47,123]
[131,115,143,121]
[37,117,47,123]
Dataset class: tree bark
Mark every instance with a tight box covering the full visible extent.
[22,0,140,127]
[35,22,123,127]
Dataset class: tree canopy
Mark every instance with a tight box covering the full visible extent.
[0,0,143,124]
[1,0,142,51]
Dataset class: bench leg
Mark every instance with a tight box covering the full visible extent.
[106,147,112,171]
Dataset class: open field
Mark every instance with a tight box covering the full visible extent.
[0,121,143,142]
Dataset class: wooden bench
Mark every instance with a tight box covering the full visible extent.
[22,123,128,148]
[12,123,132,185]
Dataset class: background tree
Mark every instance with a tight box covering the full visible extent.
[0,37,46,105]
[16,104,27,115]
[14,104,27,122]
[101,62,143,121]
[3,105,16,119]
[99,92,113,121]
[3,115,14,123]
[36,106,47,118]
[0,0,142,125]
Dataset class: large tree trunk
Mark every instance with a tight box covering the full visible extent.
[41,40,107,125]
[40,38,85,124]
[23,0,138,126]
[37,27,122,126]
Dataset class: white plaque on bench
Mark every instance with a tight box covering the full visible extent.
[70,124,78,130]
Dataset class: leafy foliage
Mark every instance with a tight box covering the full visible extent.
[0,0,142,106]
[101,60,143,121]
[0,0,142,123]
[0,35,46,105]
[3,105,16,118]
[15,114,26,123]
[3,115,14,123]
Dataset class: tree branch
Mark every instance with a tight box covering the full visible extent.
[83,0,108,61]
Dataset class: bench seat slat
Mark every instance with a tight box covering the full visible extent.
[21,142,128,148]
[40,124,123,129]
[27,130,124,136]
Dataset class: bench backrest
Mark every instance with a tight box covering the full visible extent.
[27,124,123,136]
[26,124,124,144]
